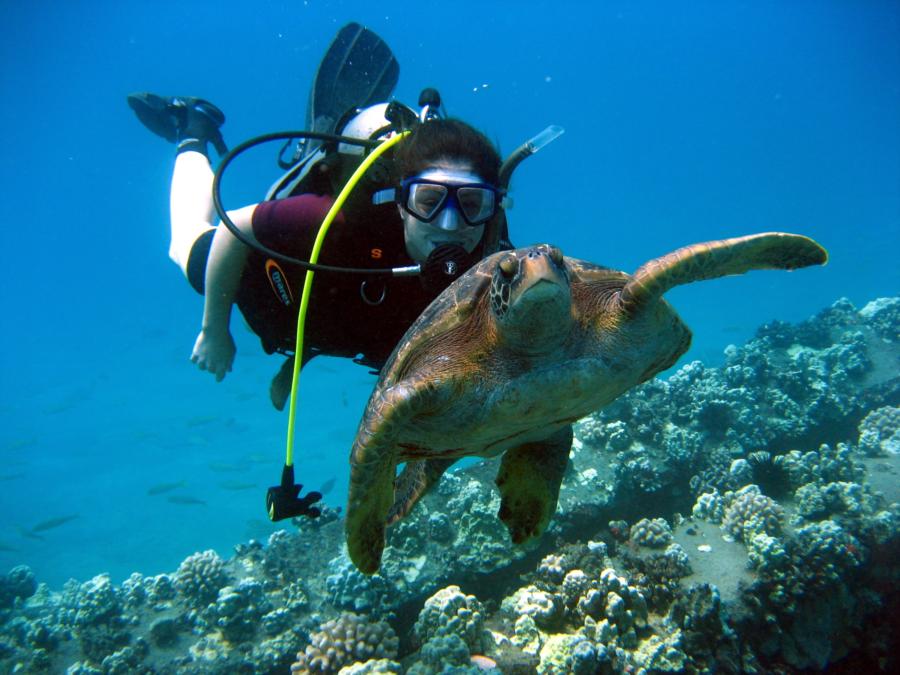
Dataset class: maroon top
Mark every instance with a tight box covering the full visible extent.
[234,194,436,370]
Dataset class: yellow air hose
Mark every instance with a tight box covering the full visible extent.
[283,131,409,467]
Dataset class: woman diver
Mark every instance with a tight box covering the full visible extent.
[127,24,511,411]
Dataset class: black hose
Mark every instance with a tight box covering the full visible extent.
[211,131,413,275]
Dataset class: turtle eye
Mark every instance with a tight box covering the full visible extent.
[498,255,517,278]
[548,246,564,265]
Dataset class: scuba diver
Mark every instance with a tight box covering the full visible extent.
[128,23,512,411]
[128,23,560,520]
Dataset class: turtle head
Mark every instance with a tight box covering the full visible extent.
[490,245,572,352]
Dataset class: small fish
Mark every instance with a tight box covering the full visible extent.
[167,495,206,506]
[318,477,336,495]
[0,472,26,481]
[44,389,91,415]
[18,527,44,541]
[43,400,78,415]
[0,541,20,552]
[147,480,187,496]
[207,461,246,473]
[30,514,79,533]
[5,438,37,452]
[218,481,256,491]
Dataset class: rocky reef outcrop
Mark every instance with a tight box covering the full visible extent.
[0,297,897,673]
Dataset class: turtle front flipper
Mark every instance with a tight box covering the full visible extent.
[620,232,828,315]
[495,426,572,545]
[388,458,457,525]
[346,447,395,575]
[346,384,417,574]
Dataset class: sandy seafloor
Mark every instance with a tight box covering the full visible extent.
[0,1,898,673]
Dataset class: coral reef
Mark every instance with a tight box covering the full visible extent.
[628,517,673,548]
[691,490,725,524]
[0,565,36,609]
[578,298,897,503]
[0,296,896,673]
[721,484,784,543]
[501,585,562,629]
[414,585,487,654]
[173,549,230,609]
[291,612,399,674]
[858,405,900,456]
[213,579,271,644]
[325,553,397,614]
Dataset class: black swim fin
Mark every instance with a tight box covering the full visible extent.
[127,92,228,156]
[301,22,399,157]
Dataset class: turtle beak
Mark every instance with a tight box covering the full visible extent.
[500,246,572,353]
[518,245,567,292]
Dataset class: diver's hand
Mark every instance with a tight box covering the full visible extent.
[191,328,236,381]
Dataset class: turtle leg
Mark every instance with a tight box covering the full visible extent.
[345,383,420,574]
[388,459,457,525]
[495,426,572,545]
[346,445,396,575]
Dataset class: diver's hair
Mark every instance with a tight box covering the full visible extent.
[394,119,501,186]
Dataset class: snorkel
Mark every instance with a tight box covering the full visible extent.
[483,124,566,253]
[209,90,564,520]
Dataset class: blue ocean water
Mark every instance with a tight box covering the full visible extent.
[0,0,897,589]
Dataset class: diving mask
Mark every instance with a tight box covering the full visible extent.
[400,171,501,227]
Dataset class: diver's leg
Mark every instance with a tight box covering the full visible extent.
[170,151,216,277]
[127,93,227,155]
[128,93,227,282]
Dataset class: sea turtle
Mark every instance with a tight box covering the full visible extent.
[346,232,827,573]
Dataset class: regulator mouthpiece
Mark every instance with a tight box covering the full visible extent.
[420,244,469,294]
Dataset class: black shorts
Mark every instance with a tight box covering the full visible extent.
[186,229,215,294]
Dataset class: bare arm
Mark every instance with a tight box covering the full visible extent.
[191,204,258,380]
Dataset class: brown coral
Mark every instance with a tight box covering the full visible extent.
[291,612,399,674]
